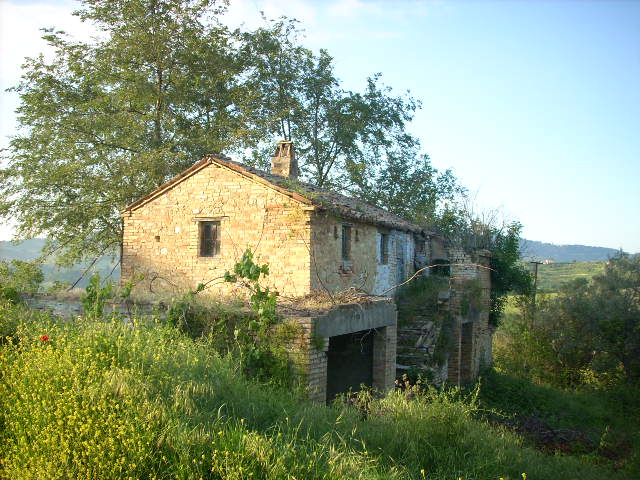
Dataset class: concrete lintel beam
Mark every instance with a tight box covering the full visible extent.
[314,301,396,338]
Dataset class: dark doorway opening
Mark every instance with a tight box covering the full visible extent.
[326,330,374,403]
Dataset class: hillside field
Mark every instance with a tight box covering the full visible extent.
[535,261,605,292]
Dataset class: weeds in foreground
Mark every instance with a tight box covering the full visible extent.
[0,303,633,480]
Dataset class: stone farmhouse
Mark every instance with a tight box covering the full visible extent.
[121,141,492,401]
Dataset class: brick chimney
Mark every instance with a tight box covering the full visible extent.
[271,140,298,179]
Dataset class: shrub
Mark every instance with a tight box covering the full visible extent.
[496,254,640,388]
[0,286,19,305]
[0,259,44,294]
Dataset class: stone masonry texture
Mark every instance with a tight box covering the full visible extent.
[120,157,491,397]
[121,163,312,297]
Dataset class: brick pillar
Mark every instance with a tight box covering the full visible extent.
[460,321,474,382]
[447,320,462,386]
[289,316,329,403]
[372,325,397,392]
[307,339,328,402]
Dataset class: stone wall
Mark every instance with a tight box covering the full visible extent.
[395,247,493,385]
[20,294,163,320]
[122,163,313,297]
[309,213,416,297]
[121,163,424,300]
[309,214,378,295]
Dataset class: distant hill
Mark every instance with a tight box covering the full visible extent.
[519,239,630,262]
[0,238,118,288]
[0,238,46,261]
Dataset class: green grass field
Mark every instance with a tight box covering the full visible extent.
[1,300,637,480]
[535,261,605,292]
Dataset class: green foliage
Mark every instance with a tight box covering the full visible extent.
[1,1,205,263]
[495,292,618,388]
[477,369,640,476]
[396,275,449,326]
[0,300,23,341]
[0,308,632,480]
[81,273,115,318]
[221,248,295,384]
[80,272,141,319]
[224,248,278,329]
[589,254,640,382]
[356,154,466,229]
[496,254,640,387]
[0,259,44,294]
[0,287,19,305]
[0,0,258,266]
[432,204,533,327]
[242,19,451,211]
[490,222,533,326]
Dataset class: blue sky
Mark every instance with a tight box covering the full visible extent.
[1,0,639,252]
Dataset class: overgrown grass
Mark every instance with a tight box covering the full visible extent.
[0,301,634,479]
[492,296,640,475]
[477,369,640,475]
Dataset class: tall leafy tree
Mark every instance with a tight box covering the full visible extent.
[2,6,465,270]
[242,19,465,227]
[1,0,250,265]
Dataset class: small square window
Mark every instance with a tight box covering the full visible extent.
[341,225,352,261]
[199,221,220,257]
[415,239,426,254]
[379,233,389,264]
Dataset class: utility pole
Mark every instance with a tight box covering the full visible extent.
[530,261,542,325]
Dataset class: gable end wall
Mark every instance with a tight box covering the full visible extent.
[121,164,312,296]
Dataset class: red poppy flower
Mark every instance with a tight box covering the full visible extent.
[39,335,50,342]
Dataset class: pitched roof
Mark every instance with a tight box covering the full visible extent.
[124,154,427,233]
